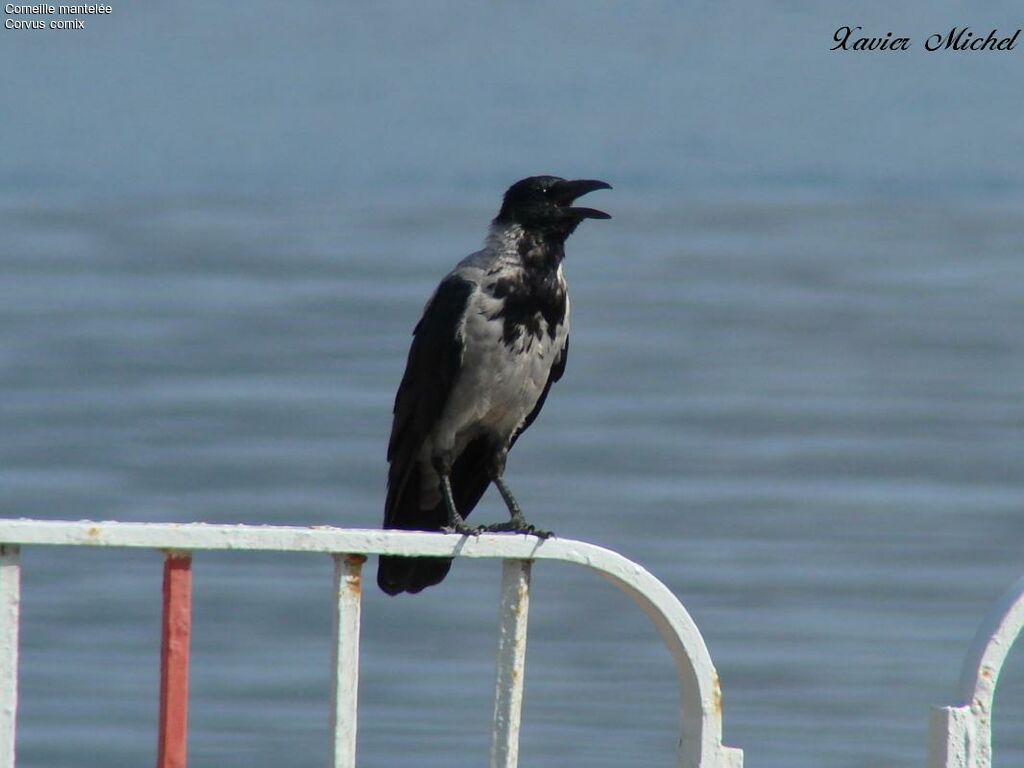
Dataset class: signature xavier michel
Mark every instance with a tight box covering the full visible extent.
[832,25,1021,52]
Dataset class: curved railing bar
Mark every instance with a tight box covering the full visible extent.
[958,574,1024,710]
[0,519,741,768]
[957,574,1024,767]
[929,574,1024,768]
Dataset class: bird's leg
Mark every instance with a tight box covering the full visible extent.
[439,473,482,536]
[482,475,553,539]
[493,476,526,525]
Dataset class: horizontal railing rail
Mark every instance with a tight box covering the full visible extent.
[0,519,744,768]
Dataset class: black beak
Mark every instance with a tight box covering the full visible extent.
[556,179,612,220]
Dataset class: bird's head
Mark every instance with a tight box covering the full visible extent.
[494,176,612,237]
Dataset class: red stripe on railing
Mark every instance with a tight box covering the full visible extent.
[157,552,192,768]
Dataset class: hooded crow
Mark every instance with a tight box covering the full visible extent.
[377,175,611,595]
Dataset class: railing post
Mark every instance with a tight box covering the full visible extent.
[329,554,365,768]
[0,545,20,768]
[928,705,976,768]
[157,551,193,768]
[490,559,532,768]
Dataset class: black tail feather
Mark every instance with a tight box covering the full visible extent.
[377,555,453,595]
[378,437,493,595]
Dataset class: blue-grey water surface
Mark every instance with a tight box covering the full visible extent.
[2,3,1024,767]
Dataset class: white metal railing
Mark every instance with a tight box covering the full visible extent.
[0,519,744,768]
[929,574,1024,768]
[5,517,1020,768]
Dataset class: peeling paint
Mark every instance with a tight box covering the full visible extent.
[329,553,363,768]
[342,555,364,597]
[344,572,361,597]
[160,549,192,561]
[493,560,531,768]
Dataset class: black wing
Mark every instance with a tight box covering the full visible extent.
[383,275,474,528]
[510,335,568,448]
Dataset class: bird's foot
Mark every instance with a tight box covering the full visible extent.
[440,501,483,536]
[442,521,484,536]
[481,517,553,539]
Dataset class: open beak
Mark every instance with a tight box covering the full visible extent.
[557,179,612,220]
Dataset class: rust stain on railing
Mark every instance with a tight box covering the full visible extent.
[712,674,722,718]
[342,554,366,597]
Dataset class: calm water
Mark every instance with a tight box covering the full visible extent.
[2,3,1024,767]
